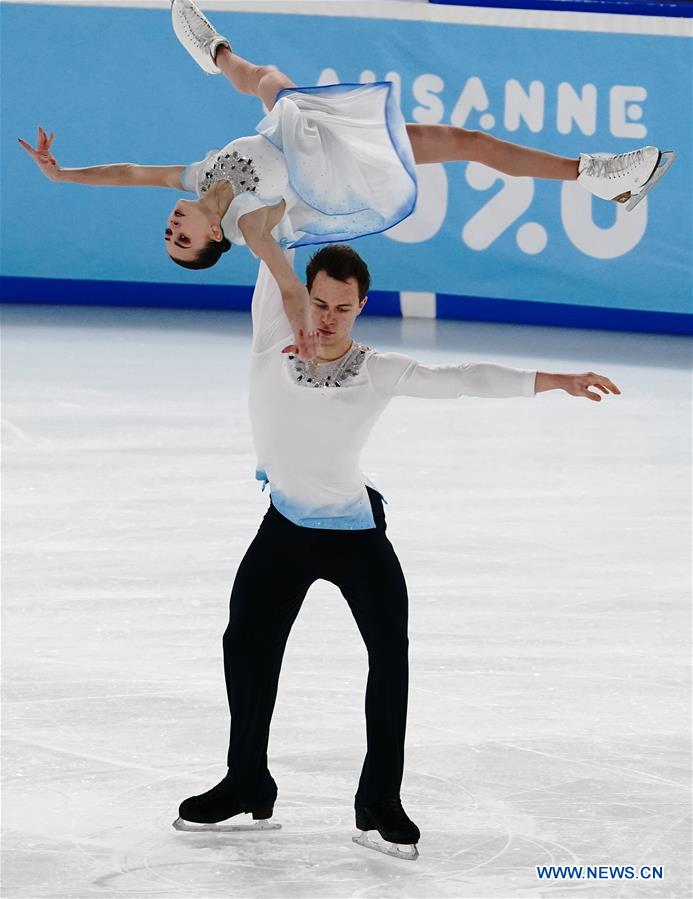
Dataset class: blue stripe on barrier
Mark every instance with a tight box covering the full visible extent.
[0,276,403,318]
[0,276,255,312]
[360,291,402,317]
[428,0,693,18]
[435,292,693,335]
[1,277,690,335]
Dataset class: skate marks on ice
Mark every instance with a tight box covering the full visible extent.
[2,769,354,899]
[374,737,691,899]
[4,702,688,896]
[89,739,690,899]
[10,775,551,899]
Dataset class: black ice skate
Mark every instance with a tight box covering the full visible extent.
[352,798,420,861]
[172,774,280,833]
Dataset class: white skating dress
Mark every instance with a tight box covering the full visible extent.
[181,82,418,249]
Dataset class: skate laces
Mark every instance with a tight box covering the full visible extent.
[584,148,644,181]
[182,4,214,42]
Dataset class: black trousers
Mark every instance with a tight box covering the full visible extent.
[222,487,409,806]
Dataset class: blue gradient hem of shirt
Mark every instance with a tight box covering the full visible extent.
[255,468,269,492]
[266,487,377,530]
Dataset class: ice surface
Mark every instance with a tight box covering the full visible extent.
[2,305,691,898]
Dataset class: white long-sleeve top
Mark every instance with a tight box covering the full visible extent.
[249,257,537,529]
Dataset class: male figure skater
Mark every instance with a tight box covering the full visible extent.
[173,242,620,860]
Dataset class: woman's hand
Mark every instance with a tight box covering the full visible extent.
[18,126,63,182]
[282,329,320,362]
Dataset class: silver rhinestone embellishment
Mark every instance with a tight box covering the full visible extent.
[200,149,260,196]
[288,343,370,389]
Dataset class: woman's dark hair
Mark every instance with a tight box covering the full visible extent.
[169,236,232,270]
[305,244,371,299]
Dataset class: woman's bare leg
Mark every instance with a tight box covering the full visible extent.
[215,47,296,111]
[406,124,579,180]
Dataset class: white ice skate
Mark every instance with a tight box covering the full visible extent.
[577,146,675,211]
[171,0,231,75]
[172,815,281,833]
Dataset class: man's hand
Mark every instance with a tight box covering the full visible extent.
[283,330,319,362]
[536,371,621,401]
[18,126,63,182]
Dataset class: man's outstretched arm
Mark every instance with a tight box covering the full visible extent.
[366,353,621,401]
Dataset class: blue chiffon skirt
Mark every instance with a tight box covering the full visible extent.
[254,81,418,249]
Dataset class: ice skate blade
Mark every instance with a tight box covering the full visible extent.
[352,831,419,861]
[172,816,281,832]
[625,150,675,211]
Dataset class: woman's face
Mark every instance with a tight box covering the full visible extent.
[164,198,219,263]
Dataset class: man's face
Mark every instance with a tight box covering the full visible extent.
[308,271,366,350]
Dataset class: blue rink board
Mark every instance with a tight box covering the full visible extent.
[1,3,691,334]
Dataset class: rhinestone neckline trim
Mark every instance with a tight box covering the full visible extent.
[200,149,260,197]
[287,342,370,388]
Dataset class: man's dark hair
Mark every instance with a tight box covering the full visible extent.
[305,244,371,299]
[169,236,232,270]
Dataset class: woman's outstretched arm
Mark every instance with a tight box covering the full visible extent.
[239,208,317,361]
[19,126,185,188]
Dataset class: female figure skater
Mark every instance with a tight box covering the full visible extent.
[19,0,674,349]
